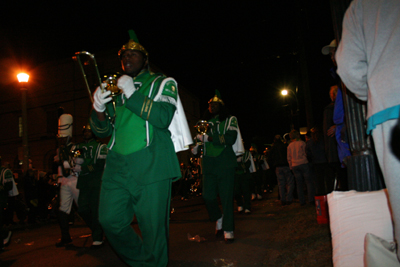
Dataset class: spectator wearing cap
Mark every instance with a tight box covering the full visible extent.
[322,39,338,66]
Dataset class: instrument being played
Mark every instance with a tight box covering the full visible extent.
[73,51,121,122]
[195,120,209,136]
[102,73,122,96]
[194,120,209,158]
[73,51,122,99]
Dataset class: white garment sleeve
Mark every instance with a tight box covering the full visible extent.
[335,0,368,101]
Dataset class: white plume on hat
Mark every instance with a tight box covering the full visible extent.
[321,39,337,55]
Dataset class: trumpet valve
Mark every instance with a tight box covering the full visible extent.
[103,73,122,96]
[105,84,122,96]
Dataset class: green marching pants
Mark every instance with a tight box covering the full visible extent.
[234,172,252,211]
[99,164,172,267]
[77,184,103,242]
[202,167,236,231]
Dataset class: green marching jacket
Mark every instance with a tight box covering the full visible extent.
[202,115,239,174]
[90,70,181,185]
[74,138,107,189]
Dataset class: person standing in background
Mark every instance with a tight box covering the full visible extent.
[72,124,107,249]
[234,148,255,214]
[55,114,80,247]
[287,130,315,206]
[0,159,15,250]
[269,135,295,206]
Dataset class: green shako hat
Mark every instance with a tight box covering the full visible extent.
[208,90,224,105]
[118,29,149,58]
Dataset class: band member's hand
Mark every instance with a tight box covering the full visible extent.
[196,134,209,143]
[117,75,135,99]
[73,158,84,165]
[72,164,81,172]
[93,85,112,112]
[63,161,71,169]
[191,145,199,155]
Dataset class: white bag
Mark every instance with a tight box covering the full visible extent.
[328,189,394,267]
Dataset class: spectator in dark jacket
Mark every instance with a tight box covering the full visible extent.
[306,127,332,195]
[269,135,294,206]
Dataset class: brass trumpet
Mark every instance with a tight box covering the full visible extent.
[194,120,209,158]
[72,51,122,103]
[73,51,122,124]
[102,73,122,96]
[194,120,209,146]
[195,120,209,136]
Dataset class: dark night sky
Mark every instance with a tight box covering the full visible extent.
[0,1,337,148]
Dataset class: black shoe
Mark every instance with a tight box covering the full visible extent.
[225,238,234,244]
[55,238,72,247]
[224,231,234,243]
[215,229,223,238]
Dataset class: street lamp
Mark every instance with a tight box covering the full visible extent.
[17,73,29,174]
[281,88,299,130]
[281,88,299,112]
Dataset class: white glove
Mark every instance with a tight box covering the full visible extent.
[196,134,209,143]
[73,158,84,165]
[72,164,82,172]
[93,84,112,112]
[117,75,136,99]
[63,161,71,169]
[191,145,199,155]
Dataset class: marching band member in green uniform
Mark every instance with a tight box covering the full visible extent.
[250,144,264,200]
[234,149,255,214]
[193,91,244,243]
[72,124,107,249]
[90,30,191,266]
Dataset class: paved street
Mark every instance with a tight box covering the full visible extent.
[0,188,332,267]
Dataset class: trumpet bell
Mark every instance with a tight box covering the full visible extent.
[195,120,209,135]
[103,73,122,96]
